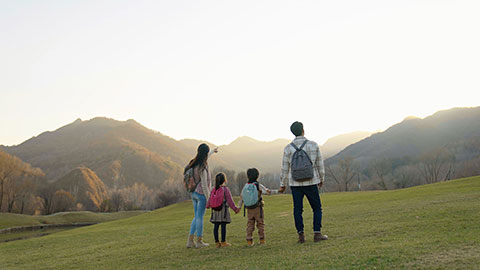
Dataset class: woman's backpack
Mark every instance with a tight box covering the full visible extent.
[209,187,226,211]
[184,166,199,192]
[242,182,260,209]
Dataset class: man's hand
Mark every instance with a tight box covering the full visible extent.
[318,181,324,188]
[278,186,286,193]
[213,147,219,153]
[266,189,271,195]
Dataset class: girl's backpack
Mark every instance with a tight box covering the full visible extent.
[242,182,260,209]
[209,187,226,211]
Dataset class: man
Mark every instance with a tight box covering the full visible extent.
[278,121,328,243]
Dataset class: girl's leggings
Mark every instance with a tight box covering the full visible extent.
[213,222,227,242]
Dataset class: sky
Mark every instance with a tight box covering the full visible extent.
[1,0,479,147]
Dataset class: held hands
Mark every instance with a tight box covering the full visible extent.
[278,186,286,193]
[234,208,240,214]
[318,181,324,188]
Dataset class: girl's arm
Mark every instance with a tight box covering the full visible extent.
[224,187,239,212]
[237,188,244,209]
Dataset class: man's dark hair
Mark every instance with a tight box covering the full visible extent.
[247,168,259,182]
[290,121,304,136]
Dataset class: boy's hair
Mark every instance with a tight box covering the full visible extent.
[215,172,226,189]
[290,121,303,136]
[247,168,259,182]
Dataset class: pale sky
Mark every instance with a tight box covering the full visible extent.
[1,0,479,147]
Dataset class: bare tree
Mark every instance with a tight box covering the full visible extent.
[51,190,75,213]
[326,156,357,191]
[417,148,455,184]
[371,158,392,190]
[38,184,56,215]
[235,171,248,195]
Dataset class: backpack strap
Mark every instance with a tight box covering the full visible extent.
[290,139,308,152]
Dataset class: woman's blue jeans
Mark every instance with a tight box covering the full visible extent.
[189,192,207,237]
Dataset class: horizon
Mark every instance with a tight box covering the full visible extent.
[2,105,473,148]
[2,1,479,146]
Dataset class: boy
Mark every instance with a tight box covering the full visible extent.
[238,168,278,246]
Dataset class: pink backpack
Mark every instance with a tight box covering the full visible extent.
[209,187,226,211]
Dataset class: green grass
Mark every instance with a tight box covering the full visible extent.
[0,211,146,230]
[1,177,479,269]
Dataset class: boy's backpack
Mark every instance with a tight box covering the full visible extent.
[209,187,226,211]
[242,182,260,209]
[183,166,199,192]
[290,140,314,181]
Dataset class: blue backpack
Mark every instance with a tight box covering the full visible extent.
[242,182,260,209]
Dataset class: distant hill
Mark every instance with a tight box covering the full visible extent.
[321,131,374,158]
[2,118,185,189]
[54,167,108,211]
[327,107,480,165]
[215,136,291,173]
[1,119,288,191]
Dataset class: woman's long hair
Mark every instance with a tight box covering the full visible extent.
[215,173,226,190]
[186,143,210,171]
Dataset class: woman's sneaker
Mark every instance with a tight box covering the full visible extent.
[196,237,209,248]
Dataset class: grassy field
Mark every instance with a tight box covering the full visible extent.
[0,176,479,269]
[0,211,147,230]
[0,211,146,242]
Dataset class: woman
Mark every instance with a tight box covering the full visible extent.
[186,143,218,248]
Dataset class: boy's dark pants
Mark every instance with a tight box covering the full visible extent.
[291,185,322,233]
[246,207,265,240]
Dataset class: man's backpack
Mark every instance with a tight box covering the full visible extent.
[184,166,199,192]
[242,182,260,209]
[290,140,314,181]
[209,187,226,211]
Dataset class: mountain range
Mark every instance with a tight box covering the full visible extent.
[2,106,479,197]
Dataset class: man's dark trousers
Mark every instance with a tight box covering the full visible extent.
[291,185,322,233]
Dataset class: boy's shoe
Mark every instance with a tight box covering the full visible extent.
[247,240,254,247]
[259,239,266,245]
[195,237,209,248]
[186,234,195,248]
[298,232,305,244]
[220,242,232,247]
[215,242,221,248]
[314,233,328,242]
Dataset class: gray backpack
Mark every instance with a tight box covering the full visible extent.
[290,140,314,181]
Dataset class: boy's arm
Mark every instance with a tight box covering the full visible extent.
[259,183,278,195]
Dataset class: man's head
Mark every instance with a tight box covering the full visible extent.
[247,168,259,182]
[290,121,304,136]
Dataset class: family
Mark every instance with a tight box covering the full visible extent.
[184,121,328,248]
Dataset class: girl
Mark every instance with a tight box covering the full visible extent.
[186,143,218,248]
[207,172,240,248]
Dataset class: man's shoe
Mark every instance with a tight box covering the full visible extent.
[215,242,221,248]
[298,232,305,244]
[259,239,266,245]
[220,242,232,247]
[314,232,328,242]
[247,240,254,247]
